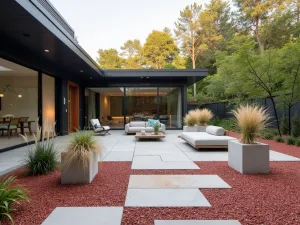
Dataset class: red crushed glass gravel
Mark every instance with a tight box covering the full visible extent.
[1,161,300,225]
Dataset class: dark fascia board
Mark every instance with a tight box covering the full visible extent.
[102,69,208,78]
[16,0,103,77]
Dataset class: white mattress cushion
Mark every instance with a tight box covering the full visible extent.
[206,125,225,136]
[130,121,146,127]
[181,132,236,146]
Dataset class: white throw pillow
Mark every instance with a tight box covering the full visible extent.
[206,125,225,136]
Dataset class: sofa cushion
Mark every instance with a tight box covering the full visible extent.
[129,127,146,132]
[147,119,160,127]
[206,126,225,136]
[130,121,146,127]
[181,132,236,146]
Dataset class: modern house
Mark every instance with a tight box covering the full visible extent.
[0,0,207,150]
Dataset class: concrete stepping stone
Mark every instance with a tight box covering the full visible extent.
[42,207,123,225]
[185,152,228,161]
[128,175,231,189]
[270,150,300,161]
[104,151,133,161]
[132,156,200,170]
[154,220,241,225]
[125,189,210,207]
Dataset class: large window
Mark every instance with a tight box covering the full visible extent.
[0,58,38,149]
[42,74,55,130]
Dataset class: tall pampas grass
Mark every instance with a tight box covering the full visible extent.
[184,110,197,127]
[197,108,213,126]
[232,104,270,144]
[63,131,102,170]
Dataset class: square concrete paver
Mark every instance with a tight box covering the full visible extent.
[104,152,133,161]
[132,156,200,170]
[125,189,210,207]
[128,175,231,189]
[155,220,241,225]
[42,207,123,225]
[270,150,300,161]
[185,152,228,161]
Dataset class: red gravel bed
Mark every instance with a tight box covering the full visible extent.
[123,162,300,225]
[229,131,300,158]
[1,162,131,225]
[2,162,300,225]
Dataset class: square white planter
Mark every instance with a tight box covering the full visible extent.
[61,152,99,184]
[183,126,198,132]
[197,126,207,132]
[228,140,269,174]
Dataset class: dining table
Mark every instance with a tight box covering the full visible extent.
[0,118,34,135]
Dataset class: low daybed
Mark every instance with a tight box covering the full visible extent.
[181,125,236,149]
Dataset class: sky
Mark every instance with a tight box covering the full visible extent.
[50,0,210,61]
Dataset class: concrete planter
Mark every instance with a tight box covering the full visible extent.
[228,140,269,174]
[61,152,99,184]
[183,126,198,132]
[197,125,207,132]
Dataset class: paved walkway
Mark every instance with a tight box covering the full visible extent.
[1,130,299,224]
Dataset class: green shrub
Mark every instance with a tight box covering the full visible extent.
[286,136,296,145]
[209,116,222,126]
[280,116,289,135]
[274,136,284,143]
[0,176,29,224]
[292,115,300,137]
[295,139,300,147]
[218,118,239,132]
[25,141,58,176]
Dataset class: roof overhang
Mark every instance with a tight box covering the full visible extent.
[0,0,103,81]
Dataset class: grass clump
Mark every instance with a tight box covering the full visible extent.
[184,110,197,127]
[286,136,296,145]
[63,131,102,169]
[274,136,284,143]
[295,139,300,147]
[0,176,29,224]
[22,119,58,176]
[196,108,214,126]
[232,104,270,144]
[280,116,289,135]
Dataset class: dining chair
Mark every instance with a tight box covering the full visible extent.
[1,118,20,138]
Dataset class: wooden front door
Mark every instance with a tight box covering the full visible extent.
[67,81,79,133]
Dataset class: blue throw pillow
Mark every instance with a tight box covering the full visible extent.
[94,124,100,129]
[147,119,160,127]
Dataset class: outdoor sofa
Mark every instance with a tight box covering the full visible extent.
[181,125,236,149]
[125,121,166,134]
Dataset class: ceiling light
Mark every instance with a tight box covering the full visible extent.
[80,70,83,72]
[141,77,143,78]
[44,49,49,52]
[18,94,22,98]
[90,77,92,79]
[147,77,149,79]
[0,93,4,98]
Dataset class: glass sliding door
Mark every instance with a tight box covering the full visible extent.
[158,87,182,128]
[99,88,124,129]
[125,87,158,123]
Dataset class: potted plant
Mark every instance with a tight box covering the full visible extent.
[61,131,102,184]
[153,122,160,135]
[196,108,213,132]
[228,104,270,174]
[183,110,198,132]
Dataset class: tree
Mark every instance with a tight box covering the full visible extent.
[120,39,143,69]
[97,48,123,69]
[277,40,300,134]
[233,0,287,53]
[174,3,202,99]
[143,30,178,69]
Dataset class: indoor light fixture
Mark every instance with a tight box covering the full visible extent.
[44,49,49,52]
[80,70,83,72]
[18,94,22,98]
[0,83,23,98]
[0,93,4,98]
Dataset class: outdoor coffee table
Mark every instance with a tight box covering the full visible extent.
[135,132,165,140]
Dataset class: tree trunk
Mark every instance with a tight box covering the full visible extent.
[270,96,282,136]
[288,105,291,135]
[254,16,264,53]
[192,37,196,100]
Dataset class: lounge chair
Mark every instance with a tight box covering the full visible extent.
[181,125,236,149]
[90,119,111,135]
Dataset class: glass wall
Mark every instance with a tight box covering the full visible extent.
[0,58,38,149]
[86,86,183,129]
[159,87,182,128]
[42,74,55,131]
